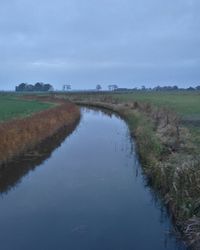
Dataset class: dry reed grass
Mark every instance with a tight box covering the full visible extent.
[0,98,80,166]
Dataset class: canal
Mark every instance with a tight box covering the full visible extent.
[0,108,186,250]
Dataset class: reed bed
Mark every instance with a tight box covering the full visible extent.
[0,99,80,166]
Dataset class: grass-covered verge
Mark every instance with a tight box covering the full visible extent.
[60,92,200,249]
[0,94,55,122]
[0,97,80,166]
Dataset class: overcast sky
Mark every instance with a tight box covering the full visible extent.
[0,0,199,90]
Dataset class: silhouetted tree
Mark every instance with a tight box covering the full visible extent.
[35,82,44,91]
[108,84,118,91]
[16,82,53,92]
[63,85,71,91]
[16,83,27,91]
[96,84,102,91]
[196,86,200,90]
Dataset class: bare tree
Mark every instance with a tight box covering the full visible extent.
[63,84,71,91]
[96,84,102,91]
[108,84,118,91]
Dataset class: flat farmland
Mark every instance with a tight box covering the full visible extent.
[0,95,54,122]
[111,91,200,118]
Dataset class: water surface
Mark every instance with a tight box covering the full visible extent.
[0,108,187,250]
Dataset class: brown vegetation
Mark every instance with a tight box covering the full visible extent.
[0,98,80,166]
[0,123,78,194]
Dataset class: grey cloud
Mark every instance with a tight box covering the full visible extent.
[0,0,199,90]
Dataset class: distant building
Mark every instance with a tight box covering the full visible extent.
[16,83,53,92]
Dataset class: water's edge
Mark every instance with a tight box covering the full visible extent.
[0,107,187,250]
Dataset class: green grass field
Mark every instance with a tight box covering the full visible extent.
[111,91,200,118]
[0,95,54,122]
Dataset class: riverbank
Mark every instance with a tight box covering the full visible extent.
[61,95,199,249]
[0,121,79,194]
[0,97,80,166]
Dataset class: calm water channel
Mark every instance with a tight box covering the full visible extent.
[0,108,187,250]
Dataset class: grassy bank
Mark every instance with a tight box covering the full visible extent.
[59,91,200,249]
[0,96,80,166]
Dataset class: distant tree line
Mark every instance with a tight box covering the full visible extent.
[96,84,200,92]
[16,82,53,92]
[112,85,200,92]
[150,85,200,91]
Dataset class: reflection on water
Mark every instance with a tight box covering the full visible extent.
[0,108,187,250]
[0,122,79,194]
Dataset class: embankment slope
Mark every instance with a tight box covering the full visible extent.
[0,98,80,166]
